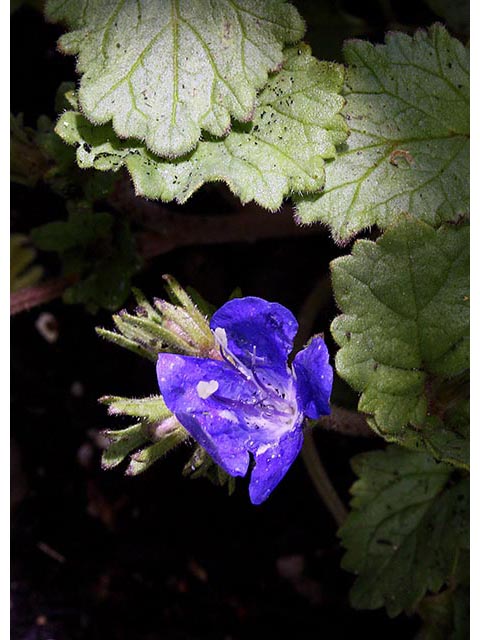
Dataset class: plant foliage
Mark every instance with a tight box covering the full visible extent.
[339,446,469,617]
[331,217,469,466]
[45,0,305,158]
[295,25,469,242]
[55,45,347,209]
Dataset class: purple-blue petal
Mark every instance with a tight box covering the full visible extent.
[293,336,333,419]
[249,430,304,505]
[157,353,252,476]
[210,297,298,378]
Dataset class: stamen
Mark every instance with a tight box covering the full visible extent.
[213,327,299,429]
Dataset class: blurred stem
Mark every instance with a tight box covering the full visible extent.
[10,276,76,315]
[316,406,372,438]
[11,193,325,315]
[293,275,331,352]
[111,179,325,261]
[301,429,347,526]
[295,274,348,525]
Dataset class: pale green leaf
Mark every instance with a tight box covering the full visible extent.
[331,217,469,435]
[295,24,469,242]
[340,446,469,617]
[45,0,305,158]
[55,44,347,209]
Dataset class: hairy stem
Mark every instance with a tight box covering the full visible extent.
[301,429,348,526]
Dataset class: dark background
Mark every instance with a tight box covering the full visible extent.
[11,1,469,638]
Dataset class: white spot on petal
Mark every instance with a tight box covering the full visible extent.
[219,410,239,423]
[196,379,219,399]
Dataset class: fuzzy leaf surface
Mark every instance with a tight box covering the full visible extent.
[295,25,469,241]
[382,398,469,470]
[55,45,347,209]
[45,0,305,158]
[340,446,469,617]
[331,218,469,437]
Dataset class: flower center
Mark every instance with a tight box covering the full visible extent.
[213,327,299,438]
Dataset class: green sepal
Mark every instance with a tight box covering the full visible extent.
[162,274,214,336]
[126,428,189,476]
[97,277,216,360]
[183,446,236,495]
[112,312,194,355]
[99,395,171,422]
[95,327,154,361]
[101,422,151,470]
[10,234,44,292]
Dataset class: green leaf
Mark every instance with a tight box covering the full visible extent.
[386,398,469,471]
[10,114,51,187]
[10,234,43,292]
[339,446,469,617]
[31,210,112,252]
[11,109,117,200]
[32,211,141,312]
[64,218,141,311]
[331,217,469,439]
[11,0,43,13]
[45,0,305,158]
[416,586,469,640]
[295,24,469,242]
[55,44,347,209]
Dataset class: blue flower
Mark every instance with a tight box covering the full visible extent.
[156,297,333,504]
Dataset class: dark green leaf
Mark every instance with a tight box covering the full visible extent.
[340,446,469,617]
[331,218,469,444]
